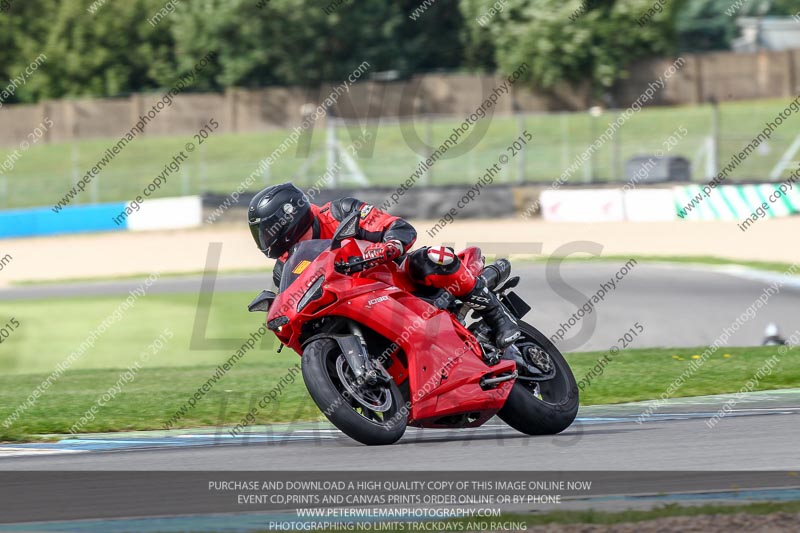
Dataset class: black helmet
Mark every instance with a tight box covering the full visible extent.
[248,183,313,259]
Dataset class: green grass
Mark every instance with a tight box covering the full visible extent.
[1,97,799,209]
[541,254,799,275]
[312,501,800,533]
[9,267,270,286]
[1,283,795,441]
[568,345,794,404]
[0,291,273,374]
[440,500,800,530]
[0,360,319,441]
[0,342,791,441]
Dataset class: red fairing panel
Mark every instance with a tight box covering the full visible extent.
[459,247,485,277]
[328,289,514,425]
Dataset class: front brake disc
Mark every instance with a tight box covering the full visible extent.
[523,344,553,373]
[335,355,393,412]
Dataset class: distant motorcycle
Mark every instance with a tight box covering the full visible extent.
[249,212,578,445]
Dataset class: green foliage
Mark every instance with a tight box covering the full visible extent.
[394,0,466,75]
[674,0,741,52]
[2,0,772,103]
[0,0,467,100]
[467,0,676,93]
[0,0,61,104]
[167,0,468,89]
[771,0,800,15]
[6,0,177,102]
[458,0,498,71]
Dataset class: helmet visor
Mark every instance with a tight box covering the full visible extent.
[250,212,293,258]
[249,220,268,252]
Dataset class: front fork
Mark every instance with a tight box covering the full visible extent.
[347,322,383,385]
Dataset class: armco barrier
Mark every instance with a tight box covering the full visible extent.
[0,196,202,239]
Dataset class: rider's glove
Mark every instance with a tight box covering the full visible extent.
[363,240,403,264]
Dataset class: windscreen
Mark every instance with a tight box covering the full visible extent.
[279,239,331,292]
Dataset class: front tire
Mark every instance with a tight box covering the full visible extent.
[302,338,406,445]
[498,321,579,435]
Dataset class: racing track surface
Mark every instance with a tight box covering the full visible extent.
[0,394,799,471]
[0,390,798,528]
[2,262,799,351]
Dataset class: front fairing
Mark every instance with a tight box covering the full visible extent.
[279,240,333,292]
[267,245,332,346]
[266,238,412,349]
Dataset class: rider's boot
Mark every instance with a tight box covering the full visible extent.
[463,277,521,348]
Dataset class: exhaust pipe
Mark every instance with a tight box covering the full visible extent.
[481,258,511,290]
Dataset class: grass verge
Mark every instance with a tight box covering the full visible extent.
[9,267,270,287]
[441,500,800,530]
[543,254,799,275]
[0,345,792,442]
[2,97,799,210]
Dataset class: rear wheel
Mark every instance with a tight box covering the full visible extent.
[302,338,406,445]
[498,321,579,435]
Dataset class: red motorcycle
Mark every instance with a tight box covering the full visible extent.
[249,213,578,445]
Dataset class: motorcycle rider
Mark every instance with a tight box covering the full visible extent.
[247,183,520,348]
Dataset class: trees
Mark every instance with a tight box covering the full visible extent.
[0,0,466,101]
[461,0,676,95]
[2,0,760,104]
[166,0,469,89]
[0,0,62,104]
[0,0,176,103]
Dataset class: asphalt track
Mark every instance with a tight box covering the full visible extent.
[0,390,798,529]
[2,262,799,352]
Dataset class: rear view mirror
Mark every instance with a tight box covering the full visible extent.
[248,290,277,312]
[331,211,359,249]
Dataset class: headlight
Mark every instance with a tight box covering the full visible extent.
[296,276,325,312]
[267,316,289,331]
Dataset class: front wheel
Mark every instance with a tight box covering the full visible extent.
[498,321,579,435]
[302,338,406,445]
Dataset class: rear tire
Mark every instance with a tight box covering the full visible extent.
[302,338,406,445]
[498,321,579,435]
